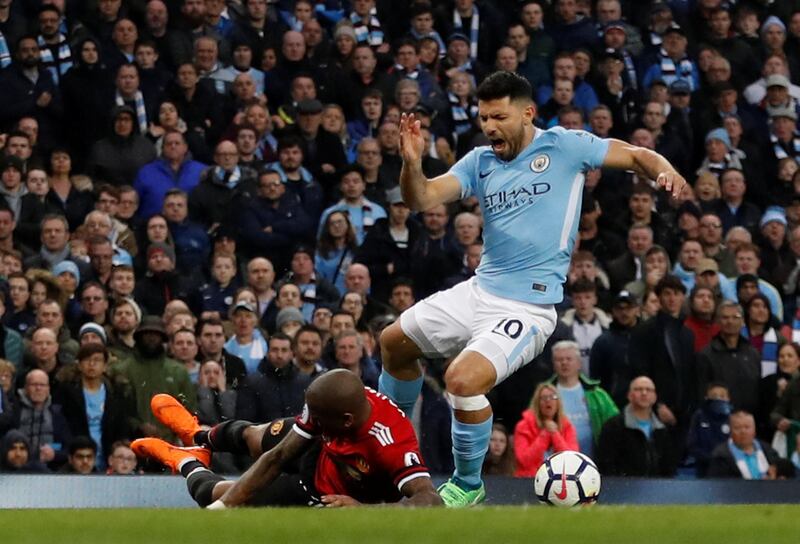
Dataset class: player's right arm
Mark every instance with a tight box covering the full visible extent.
[399,112,462,212]
[216,429,310,508]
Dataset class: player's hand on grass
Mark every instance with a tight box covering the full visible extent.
[321,494,361,508]
[656,171,687,199]
[399,113,425,164]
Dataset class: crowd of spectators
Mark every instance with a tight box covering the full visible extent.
[1,0,800,484]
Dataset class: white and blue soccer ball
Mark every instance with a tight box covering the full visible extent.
[533,450,601,507]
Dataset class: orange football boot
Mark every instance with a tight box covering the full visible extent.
[131,438,211,473]
[150,393,201,446]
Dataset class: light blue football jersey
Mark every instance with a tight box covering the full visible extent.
[449,126,609,304]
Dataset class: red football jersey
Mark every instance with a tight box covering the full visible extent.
[293,387,430,503]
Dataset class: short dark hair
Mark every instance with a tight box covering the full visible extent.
[476,71,533,103]
[197,316,224,336]
[571,278,596,295]
[292,324,322,348]
[269,332,293,346]
[77,342,109,363]
[68,436,98,456]
[655,274,686,295]
[278,135,304,152]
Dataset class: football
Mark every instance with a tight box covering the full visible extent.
[533,450,601,507]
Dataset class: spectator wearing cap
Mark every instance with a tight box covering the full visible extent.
[285,245,340,323]
[760,74,800,121]
[276,307,305,338]
[438,32,488,90]
[641,23,699,93]
[235,331,311,423]
[684,284,721,353]
[599,19,639,89]
[693,256,733,306]
[264,135,324,223]
[698,301,762,417]
[115,315,195,442]
[744,55,800,106]
[52,261,81,322]
[756,206,793,289]
[760,15,800,84]
[356,186,422,301]
[767,105,800,169]
[590,290,640,408]
[189,139,258,232]
[238,169,313,272]
[595,0,643,57]
[697,128,743,179]
[629,275,697,439]
[133,130,207,219]
[293,98,348,183]
[134,241,194,317]
[224,301,268,375]
[318,165,387,246]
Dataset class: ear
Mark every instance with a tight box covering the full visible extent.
[342,412,355,428]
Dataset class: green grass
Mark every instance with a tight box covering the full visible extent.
[2,506,798,544]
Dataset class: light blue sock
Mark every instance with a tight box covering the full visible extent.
[451,415,492,490]
[378,372,423,418]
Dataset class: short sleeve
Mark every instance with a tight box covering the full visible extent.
[559,129,610,171]
[372,422,431,492]
[447,147,481,199]
[292,404,319,439]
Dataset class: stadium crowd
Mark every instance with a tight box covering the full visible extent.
[1,0,800,485]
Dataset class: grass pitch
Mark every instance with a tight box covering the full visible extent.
[2,505,797,544]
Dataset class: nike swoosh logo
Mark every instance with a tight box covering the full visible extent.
[479,170,493,178]
[555,459,568,500]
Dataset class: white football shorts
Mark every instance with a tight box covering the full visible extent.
[399,277,557,385]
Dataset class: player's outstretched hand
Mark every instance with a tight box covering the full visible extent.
[656,171,687,199]
[399,112,425,164]
[321,494,361,508]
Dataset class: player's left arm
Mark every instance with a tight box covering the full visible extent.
[399,475,442,506]
[216,429,311,508]
[601,139,687,198]
[320,476,442,508]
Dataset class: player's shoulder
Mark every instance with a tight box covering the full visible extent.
[365,388,417,440]
[540,125,603,144]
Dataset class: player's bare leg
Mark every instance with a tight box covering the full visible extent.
[436,350,495,507]
[378,320,426,416]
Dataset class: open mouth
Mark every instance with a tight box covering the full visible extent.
[490,138,506,153]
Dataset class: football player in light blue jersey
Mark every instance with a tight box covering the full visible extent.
[378,71,687,507]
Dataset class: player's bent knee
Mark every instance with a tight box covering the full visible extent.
[445,392,490,411]
[379,321,421,370]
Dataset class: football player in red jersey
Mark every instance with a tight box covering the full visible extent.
[132,369,442,508]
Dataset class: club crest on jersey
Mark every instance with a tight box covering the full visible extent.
[269,419,285,436]
[530,154,550,173]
